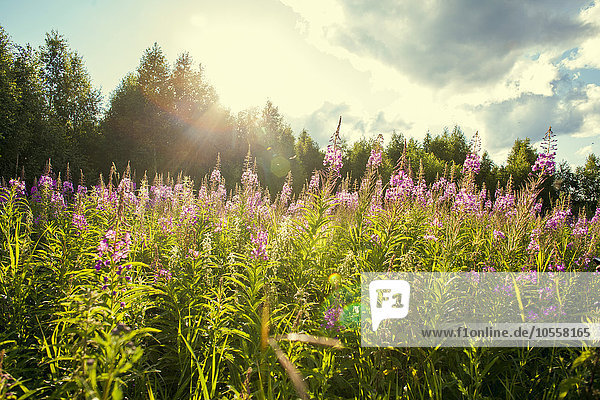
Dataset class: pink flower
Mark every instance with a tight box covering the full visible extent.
[493,230,506,240]
[367,148,382,169]
[324,145,343,175]
[250,230,268,260]
[210,168,221,183]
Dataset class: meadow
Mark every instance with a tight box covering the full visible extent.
[1,129,600,399]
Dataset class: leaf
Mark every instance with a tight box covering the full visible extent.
[558,377,582,399]
[571,350,592,370]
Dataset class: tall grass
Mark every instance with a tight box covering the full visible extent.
[1,128,599,399]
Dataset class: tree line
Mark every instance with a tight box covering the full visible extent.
[0,26,598,211]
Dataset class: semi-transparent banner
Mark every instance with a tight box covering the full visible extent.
[361,272,600,347]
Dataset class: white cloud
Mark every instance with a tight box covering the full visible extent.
[576,144,593,156]
[279,0,600,166]
[562,1,600,70]
[572,84,600,138]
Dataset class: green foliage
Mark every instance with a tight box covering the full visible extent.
[1,145,600,399]
[500,138,538,190]
[295,129,323,188]
[3,24,600,212]
[427,126,470,166]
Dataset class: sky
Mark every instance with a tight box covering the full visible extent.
[1,0,600,167]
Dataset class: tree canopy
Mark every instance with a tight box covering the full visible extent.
[0,25,598,213]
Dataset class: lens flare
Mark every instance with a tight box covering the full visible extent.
[328,272,341,286]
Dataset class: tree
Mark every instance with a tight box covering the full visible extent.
[0,26,19,177]
[136,43,173,173]
[102,73,144,170]
[103,43,173,175]
[386,131,406,167]
[427,126,469,166]
[342,138,371,181]
[476,151,498,191]
[576,154,600,205]
[501,138,537,190]
[423,131,432,153]
[0,27,53,181]
[254,100,297,192]
[171,52,217,122]
[39,30,101,177]
[295,129,323,187]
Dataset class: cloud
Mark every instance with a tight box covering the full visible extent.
[286,102,412,148]
[576,144,593,156]
[562,2,600,70]
[281,0,600,165]
[329,0,595,88]
[571,83,600,138]
[287,102,351,145]
[473,74,600,167]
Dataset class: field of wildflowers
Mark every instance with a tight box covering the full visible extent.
[1,127,600,399]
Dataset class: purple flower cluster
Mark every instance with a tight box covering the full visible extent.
[494,283,514,296]
[210,168,221,184]
[462,153,481,175]
[51,191,66,211]
[572,217,589,237]
[532,127,557,176]
[532,200,543,214]
[452,189,480,214]
[72,213,88,232]
[95,229,132,271]
[241,168,259,189]
[532,152,556,176]
[280,182,293,206]
[493,192,516,215]
[385,170,414,203]
[493,230,506,240]
[250,230,268,260]
[367,148,382,169]
[336,190,359,209]
[324,145,343,175]
[322,305,343,330]
[431,178,457,204]
[287,199,305,214]
[545,209,571,230]
[549,263,566,272]
[527,228,541,253]
[159,216,175,234]
[118,178,135,194]
[180,204,200,226]
[591,208,600,226]
[38,175,54,189]
[9,179,26,196]
[62,181,74,195]
[308,172,320,192]
[154,267,173,283]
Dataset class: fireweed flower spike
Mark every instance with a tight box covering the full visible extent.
[95,229,132,271]
[367,134,384,170]
[308,172,320,192]
[324,116,343,177]
[367,148,382,169]
[9,179,26,196]
[462,132,481,176]
[323,145,343,176]
[250,230,268,260]
[532,126,557,176]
